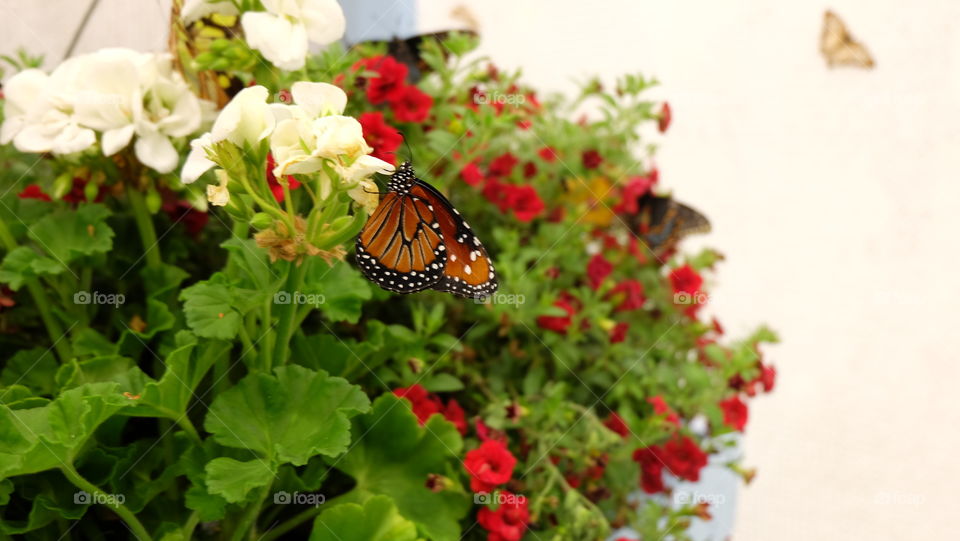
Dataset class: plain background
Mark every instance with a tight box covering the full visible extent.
[3,1,959,539]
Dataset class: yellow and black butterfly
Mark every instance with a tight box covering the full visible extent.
[820,10,875,69]
[631,194,711,256]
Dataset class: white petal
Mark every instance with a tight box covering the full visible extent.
[135,132,179,173]
[52,123,97,155]
[181,133,216,183]
[300,0,346,46]
[101,125,136,156]
[241,12,309,71]
[311,115,370,159]
[291,81,346,116]
[211,85,275,146]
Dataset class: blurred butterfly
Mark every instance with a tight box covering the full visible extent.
[820,10,875,69]
[356,161,498,298]
[632,194,711,256]
[354,30,479,83]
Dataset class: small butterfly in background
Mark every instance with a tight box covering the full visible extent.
[356,161,498,299]
[630,193,711,257]
[820,10,875,69]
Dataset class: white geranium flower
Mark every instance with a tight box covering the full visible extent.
[242,0,346,71]
[338,155,395,215]
[181,133,216,184]
[0,69,49,145]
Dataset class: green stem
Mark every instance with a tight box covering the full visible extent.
[126,183,162,267]
[0,217,72,362]
[60,465,152,541]
[272,262,304,365]
[182,510,200,539]
[261,297,274,372]
[231,481,272,541]
[259,492,349,541]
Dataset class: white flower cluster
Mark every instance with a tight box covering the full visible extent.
[1,48,208,173]
[182,0,346,71]
[182,82,394,213]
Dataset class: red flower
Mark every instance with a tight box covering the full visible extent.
[603,413,630,437]
[18,184,51,201]
[477,492,529,541]
[609,322,629,344]
[489,153,519,177]
[719,396,749,431]
[537,293,578,334]
[475,418,508,443]
[712,317,725,335]
[607,279,645,312]
[586,253,613,290]
[358,56,408,104]
[658,102,672,133]
[461,162,485,186]
[632,446,665,493]
[465,440,517,493]
[661,436,708,482]
[390,85,433,123]
[522,161,537,179]
[503,185,544,222]
[614,172,658,214]
[669,264,703,295]
[265,154,301,202]
[393,384,442,425]
[443,399,468,436]
[358,112,402,164]
[538,147,558,162]
[646,395,680,425]
[582,149,603,170]
[760,364,776,392]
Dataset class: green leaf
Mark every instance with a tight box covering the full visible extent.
[128,339,229,419]
[1,347,59,396]
[421,373,464,393]
[205,457,275,503]
[204,365,369,465]
[0,382,128,479]
[181,442,229,521]
[310,496,418,541]
[333,394,469,541]
[71,328,118,357]
[0,246,64,289]
[302,260,372,323]
[179,281,244,339]
[28,203,114,264]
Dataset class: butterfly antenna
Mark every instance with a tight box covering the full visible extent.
[397,131,415,163]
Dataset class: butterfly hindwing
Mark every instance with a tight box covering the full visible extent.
[636,194,710,254]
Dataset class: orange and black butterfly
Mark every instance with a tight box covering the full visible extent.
[632,193,710,256]
[356,161,498,298]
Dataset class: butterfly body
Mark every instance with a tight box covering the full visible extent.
[634,194,711,256]
[356,162,498,298]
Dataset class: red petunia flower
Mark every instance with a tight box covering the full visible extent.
[443,399,468,436]
[390,85,433,123]
[760,364,776,392]
[461,162,485,186]
[358,56,409,104]
[661,435,709,482]
[358,112,402,164]
[475,418,508,443]
[18,184,51,202]
[503,185,544,222]
[586,253,613,290]
[265,154,301,202]
[465,440,517,493]
[647,395,680,425]
[477,491,529,541]
[393,384,443,425]
[522,161,537,179]
[604,413,630,438]
[607,279,645,312]
[658,102,672,133]
[609,321,629,344]
[719,395,749,431]
[582,149,603,170]
[632,446,666,493]
[614,172,658,214]
[537,293,578,334]
[538,147,559,162]
[669,264,703,295]
[489,153,519,177]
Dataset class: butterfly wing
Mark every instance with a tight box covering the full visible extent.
[356,192,447,293]
[410,181,498,298]
[637,195,710,253]
[821,11,875,68]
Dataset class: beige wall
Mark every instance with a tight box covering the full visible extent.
[3,1,959,539]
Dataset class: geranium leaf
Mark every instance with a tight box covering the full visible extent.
[28,203,114,264]
[332,394,469,541]
[1,348,59,396]
[204,365,370,465]
[205,457,275,503]
[179,281,245,339]
[0,246,64,290]
[302,260,372,323]
[128,339,229,419]
[309,496,418,541]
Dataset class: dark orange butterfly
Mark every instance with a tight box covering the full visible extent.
[356,161,498,298]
